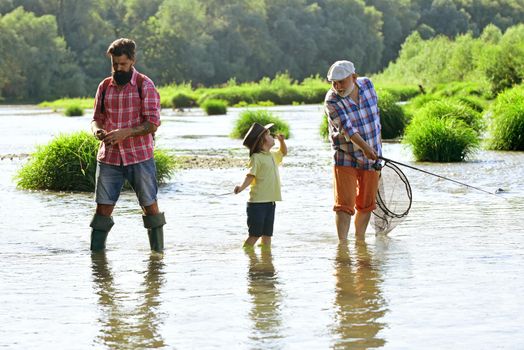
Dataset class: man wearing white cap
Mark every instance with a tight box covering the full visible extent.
[324,60,382,242]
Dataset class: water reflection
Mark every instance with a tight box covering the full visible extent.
[246,250,283,347]
[332,241,387,349]
[91,253,166,349]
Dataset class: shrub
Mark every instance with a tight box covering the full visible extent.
[487,86,524,150]
[202,99,227,115]
[376,83,421,101]
[378,91,406,139]
[320,114,329,140]
[403,116,479,162]
[171,92,196,109]
[417,99,484,133]
[16,131,177,191]
[403,114,480,162]
[16,131,98,191]
[231,110,290,139]
[64,104,84,116]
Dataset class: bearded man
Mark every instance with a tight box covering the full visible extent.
[89,38,165,252]
[324,60,382,242]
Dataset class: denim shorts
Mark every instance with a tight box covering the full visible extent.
[95,157,158,206]
[246,202,276,237]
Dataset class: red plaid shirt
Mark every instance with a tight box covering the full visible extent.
[92,68,161,166]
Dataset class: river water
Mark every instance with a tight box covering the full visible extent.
[1,105,523,349]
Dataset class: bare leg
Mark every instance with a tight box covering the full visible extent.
[142,201,160,215]
[336,211,351,242]
[354,211,371,239]
[96,204,115,216]
[244,236,259,248]
[260,236,272,251]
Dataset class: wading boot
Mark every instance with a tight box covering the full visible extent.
[143,212,166,253]
[90,214,114,251]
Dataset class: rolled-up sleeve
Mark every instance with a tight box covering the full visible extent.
[326,101,358,137]
[141,80,161,126]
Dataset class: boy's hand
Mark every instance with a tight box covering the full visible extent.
[276,134,285,142]
[234,185,242,194]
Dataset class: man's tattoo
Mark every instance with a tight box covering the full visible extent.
[131,122,154,136]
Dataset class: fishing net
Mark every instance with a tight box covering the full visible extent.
[372,160,412,234]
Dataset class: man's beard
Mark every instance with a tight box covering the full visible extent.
[112,70,133,86]
[337,81,355,98]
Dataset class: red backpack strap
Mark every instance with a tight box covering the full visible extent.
[99,77,112,113]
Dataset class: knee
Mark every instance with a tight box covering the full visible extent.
[96,204,115,216]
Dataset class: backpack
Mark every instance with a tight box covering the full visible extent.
[100,73,145,113]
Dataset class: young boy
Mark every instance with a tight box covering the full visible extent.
[234,123,287,250]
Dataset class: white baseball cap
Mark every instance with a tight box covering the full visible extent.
[327,60,355,81]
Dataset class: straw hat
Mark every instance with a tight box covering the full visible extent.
[242,122,274,155]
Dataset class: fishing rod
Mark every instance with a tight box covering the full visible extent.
[379,156,502,197]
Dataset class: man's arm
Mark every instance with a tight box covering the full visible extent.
[349,132,378,161]
[101,121,158,146]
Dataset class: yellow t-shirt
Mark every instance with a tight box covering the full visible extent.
[247,150,284,202]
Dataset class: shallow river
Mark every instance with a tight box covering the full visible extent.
[1,105,523,349]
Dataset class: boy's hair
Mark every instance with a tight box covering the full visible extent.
[250,130,268,155]
[107,38,136,60]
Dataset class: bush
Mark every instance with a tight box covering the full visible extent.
[320,114,329,140]
[202,99,227,115]
[231,110,290,139]
[16,131,177,191]
[376,83,421,101]
[64,104,84,117]
[403,112,480,162]
[171,92,196,109]
[487,86,524,150]
[417,99,484,134]
[378,91,406,139]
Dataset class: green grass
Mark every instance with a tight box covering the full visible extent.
[416,99,484,133]
[16,131,177,191]
[320,114,329,140]
[64,104,84,117]
[231,110,290,139]
[201,99,227,115]
[487,85,524,150]
[377,91,406,139]
[39,97,93,110]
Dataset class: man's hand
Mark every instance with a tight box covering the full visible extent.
[103,128,132,146]
[363,147,378,161]
[94,129,106,140]
[234,185,242,194]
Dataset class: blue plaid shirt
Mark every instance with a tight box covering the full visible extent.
[324,77,382,170]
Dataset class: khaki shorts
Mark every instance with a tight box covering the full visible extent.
[333,165,380,215]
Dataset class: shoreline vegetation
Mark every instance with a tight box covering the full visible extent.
[37,74,422,111]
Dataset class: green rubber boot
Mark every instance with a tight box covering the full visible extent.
[143,212,166,253]
[90,214,114,251]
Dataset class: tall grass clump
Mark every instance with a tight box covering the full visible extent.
[417,99,484,134]
[231,110,290,139]
[16,132,177,191]
[403,112,480,162]
[64,104,84,116]
[487,86,524,150]
[202,99,227,115]
[377,91,406,139]
[375,83,420,101]
[171,92,197,109]
[16,131,99,191]
[320,114,329,140]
